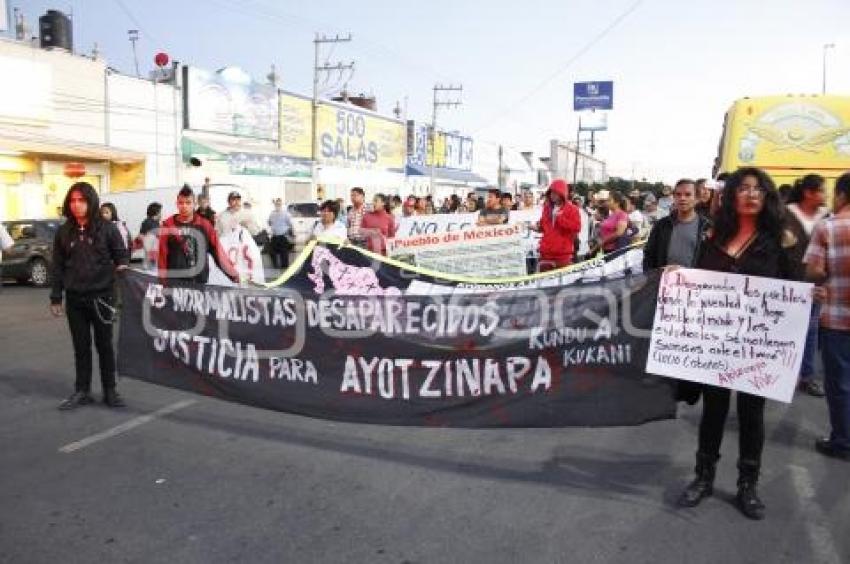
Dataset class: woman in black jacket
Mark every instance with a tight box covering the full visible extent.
[51,182,130,409]
[676,167,796,520]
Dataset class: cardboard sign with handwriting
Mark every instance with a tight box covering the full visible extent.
[645,268,812,402]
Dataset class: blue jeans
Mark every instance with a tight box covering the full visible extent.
[820,328,850,450]
[800,303,821,382]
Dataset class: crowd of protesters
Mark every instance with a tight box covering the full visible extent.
[42,169,850,523]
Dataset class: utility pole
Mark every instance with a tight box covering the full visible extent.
[127,29,140,78]
[572,116,582,184]
[312,33,354,199]
[822,43,835,95]
[430,84,462,198]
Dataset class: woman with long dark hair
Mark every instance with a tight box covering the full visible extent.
[100,202,132,250]
[51,182,130,409]
[598,191,630,252]
[677,167,797,520]
[786,174,829,396]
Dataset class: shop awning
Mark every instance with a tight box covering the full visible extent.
[405,163,489,185]
[0,136,145,162]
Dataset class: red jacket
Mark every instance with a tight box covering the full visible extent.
[360,210,397,255]
[158,214,239,284]
[538,180,581,263]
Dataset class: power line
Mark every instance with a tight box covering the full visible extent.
[471,0,644,134]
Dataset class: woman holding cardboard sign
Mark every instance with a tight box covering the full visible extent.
[677,167,796,520]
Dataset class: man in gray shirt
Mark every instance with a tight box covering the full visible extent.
[643,179,710,270]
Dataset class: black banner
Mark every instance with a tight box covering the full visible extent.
[118,246,675,427]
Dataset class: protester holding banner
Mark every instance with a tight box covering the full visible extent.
[643,179,710,271]
[158,186,240,285]
[311,200,348,239]
[785,174,829,397]
[215,190,243,235]
[50,182,130,409]
[804,171,850,462]
[530,179,581,271]
[360,193,396,255]
[477,188,510,225]
[677,167,796,520]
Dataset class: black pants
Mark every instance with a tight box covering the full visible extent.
[269,235,291,269]
[698,386,765,463]
[65,293,117,393]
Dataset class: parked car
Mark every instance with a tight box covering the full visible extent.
[287,202,320,246]
[1,219,61,287]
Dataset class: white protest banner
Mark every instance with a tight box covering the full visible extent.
[645,268,812,403]
[388,224,527,278]
[208,227,265,285]
[395,213,477,238]
[509,208,542,258]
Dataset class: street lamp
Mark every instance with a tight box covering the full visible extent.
[822,43,835,95]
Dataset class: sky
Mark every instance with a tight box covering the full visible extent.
[13,0,850,183]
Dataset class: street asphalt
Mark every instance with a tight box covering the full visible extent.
[0,283,847,564]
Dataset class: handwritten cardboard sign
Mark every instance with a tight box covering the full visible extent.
[645,268,812,403]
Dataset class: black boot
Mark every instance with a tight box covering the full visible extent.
[58,391,94,410]
[103,388,126,408]
[677,452,718,507]
[735,459,765,520]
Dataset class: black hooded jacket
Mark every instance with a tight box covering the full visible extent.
[50,219,129,304]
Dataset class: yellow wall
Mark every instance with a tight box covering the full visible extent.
[109,161,146,192]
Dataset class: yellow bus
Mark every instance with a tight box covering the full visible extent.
[714,95,850,190]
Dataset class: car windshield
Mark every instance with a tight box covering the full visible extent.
[288,203,319,218]
[7,224,36,241]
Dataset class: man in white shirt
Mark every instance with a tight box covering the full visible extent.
[312,200,347,239]
[268,198,294,269]
[216,191,243,235]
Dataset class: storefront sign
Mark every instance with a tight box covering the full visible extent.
[316,103,405,170]
[279,92,313,159]
[227,152,311,177]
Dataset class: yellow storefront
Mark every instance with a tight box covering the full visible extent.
[0,141,144,221]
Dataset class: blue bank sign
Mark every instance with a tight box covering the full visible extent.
[573,81,614,111]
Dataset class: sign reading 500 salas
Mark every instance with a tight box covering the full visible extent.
[316,103,406,170]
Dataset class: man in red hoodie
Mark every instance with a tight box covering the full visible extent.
[533,178,581,271]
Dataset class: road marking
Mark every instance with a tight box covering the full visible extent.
[58,399,197,454]
[788,464,842,564]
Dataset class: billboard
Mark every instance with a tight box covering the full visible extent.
[406,121,473,170]
[185,66,278,140]
[316,103,406,170]
[574,81,614,111]
[279,92,313,159]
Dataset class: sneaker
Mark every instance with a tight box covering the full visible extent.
[103,389,126,408]
[58,391,94,410]
[798,380,825,397]
[815,438,850,461]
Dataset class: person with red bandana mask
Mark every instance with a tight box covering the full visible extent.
[50,182,130,410]
[532,179,582,271]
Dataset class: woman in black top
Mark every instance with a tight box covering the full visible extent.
[677,167,796,520]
